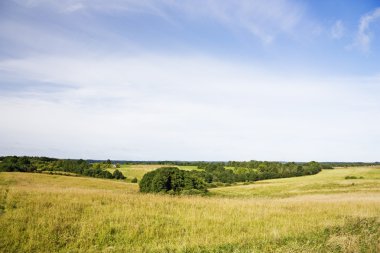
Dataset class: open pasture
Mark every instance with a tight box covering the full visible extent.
[0,167,379,252]
[108,164,199,181]
[211,166,380,198]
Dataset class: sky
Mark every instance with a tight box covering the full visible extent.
[0,0,380,162]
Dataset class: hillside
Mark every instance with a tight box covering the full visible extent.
[0,167,379,252]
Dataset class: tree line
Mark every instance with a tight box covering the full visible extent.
[190,161,326,185]
[138,161,328,194]
[1,156,331,185]
[0,156,125,180]
[0,156,341,195]
[319,162,380,167]
[78,159,380,169]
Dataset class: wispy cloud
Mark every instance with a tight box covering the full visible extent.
[331,20,344,39]
[177,0,306,44]
[11,0,307,44]
[352,7,380,52]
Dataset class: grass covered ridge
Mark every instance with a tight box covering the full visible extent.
[0,167,379,252]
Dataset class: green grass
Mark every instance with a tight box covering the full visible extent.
[211,166,380,198]
[0,167,379,252]
[108,164,200,181]
[176,165,201,171]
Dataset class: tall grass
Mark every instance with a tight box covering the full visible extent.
[0,167,379,252]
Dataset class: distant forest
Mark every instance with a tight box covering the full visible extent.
[1,156,379,186]
[87,159,380,168]
[0,156,125,180]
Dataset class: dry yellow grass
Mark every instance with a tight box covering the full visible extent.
[0,167,379,252]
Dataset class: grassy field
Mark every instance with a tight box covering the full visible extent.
[0,167,379,252]
[211,166,380,198]
[107,164,200,181]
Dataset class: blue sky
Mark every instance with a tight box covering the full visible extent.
[0,0,380,161]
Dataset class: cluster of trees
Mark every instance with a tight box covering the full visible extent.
[86,160,380,168]
[139,167,207,195]
[3,156,351,191]
[0,156,36,172]
[138,161,325,195]
[192,161,325,185]
[0,156,125,180]
[96,159,121,168]
[225,160,331,170]
[320,162,380,167]
[87,160,214,166]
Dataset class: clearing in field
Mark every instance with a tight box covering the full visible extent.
[0,167,379,252]
[107,164,199,181]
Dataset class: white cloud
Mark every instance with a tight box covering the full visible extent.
[353,7,380,52]
[62,3,84,13]
[1,53,379,161]
[331,20,344,39]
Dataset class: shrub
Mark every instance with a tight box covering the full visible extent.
[131,177,138,183]
[345,176,364,180]
[113,169,125,180]
[139,167,207,194]
[100,170,114,179]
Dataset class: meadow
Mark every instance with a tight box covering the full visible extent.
[107,164,200,181]
[0,167,379,252]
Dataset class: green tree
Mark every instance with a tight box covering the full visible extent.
[113,169,125,180]
[106,159,112,168]
[139,167,207,194]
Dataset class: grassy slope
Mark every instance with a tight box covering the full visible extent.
[211,166,380,198]
[0,167,379,252]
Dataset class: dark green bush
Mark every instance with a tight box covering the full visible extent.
[113,169,125,180]
[139,167,207,194]
[131,177,138,183]
[345,175,364,180]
